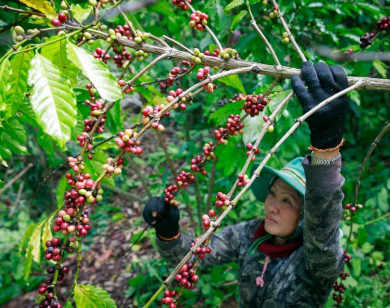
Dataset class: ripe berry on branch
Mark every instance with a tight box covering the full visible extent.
[189,11,209,31]
[242,94,269,117]
[377,16,390,31]
[214,192,230,208]
[172,0,191,10]
[359,32,375,48]
[246,143,259,161]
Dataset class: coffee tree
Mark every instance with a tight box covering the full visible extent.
[0,0,389,307]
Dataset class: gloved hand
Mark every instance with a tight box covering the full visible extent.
[291,62,349,150]
[142,196,180,239]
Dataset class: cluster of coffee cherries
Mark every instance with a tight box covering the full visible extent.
[359,32,375,49]
[164,184,179,204]
[112,45,132,68]
[51,12,67,27]
[115,129,143,155]
[196,66,210,80]
[190,155,207,175]
[237,174,249,187]
[246,143,259,161]
[332,270,351,306]
[189,10,209,31]
[214,192,230,208]
[191,239,212,259]
[166,88,186,108]
[377,17,390,31]
[201,210,215,230]
[219,47,240,60]
[175,262,199,289]
[92,47,111,63]
[103,157,124,177]
[114,24,133,39]
[117,79,134,94]
[142,104,170,127]
[67,156,84,173]
[83,97,107,133]
[268,5,279,19]
[159,61,193,92]
[134,49,149,61]
[176,170,195,188]
[172,0,191,10]
[202,142,216,160]
[243,94,269,117]
[36,278,63,308]
[203,81,217,93]
[214,115,244,144]
[190,48,205,65]
[44,237,62,262]
[160,289,179,307]
[134,31,150,44]
[204,48,220,57]
[344,203,363,220]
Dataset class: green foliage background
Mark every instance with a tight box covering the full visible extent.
[0,0,389,307]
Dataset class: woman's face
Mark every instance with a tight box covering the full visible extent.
[264,178,301,242]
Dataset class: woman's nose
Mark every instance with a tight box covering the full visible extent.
[266,200,280,214]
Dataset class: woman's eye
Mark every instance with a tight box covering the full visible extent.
[269,190,276,196]
[283,198,292,205]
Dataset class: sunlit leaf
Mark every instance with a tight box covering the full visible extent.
[28,53,77,149]
[0,58,11,119]
[218,74,246,93]
[74,284,117,308]
[66,43,123,102]
[19,0,57,19]
[70,4,93,23]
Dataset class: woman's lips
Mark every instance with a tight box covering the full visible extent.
[266,216,277,224]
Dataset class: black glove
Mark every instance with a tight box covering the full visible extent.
[291,62,349,150]
[142,197,180,239]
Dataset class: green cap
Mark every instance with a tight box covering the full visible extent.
[251,157,306,202]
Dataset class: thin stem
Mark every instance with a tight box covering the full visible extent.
[0,5,45,16]
[143,284,166,308]
[194,175,203,232]
[112,0,137,36]
[0,163,33,194]
[149,33,170,48]
[0,15,30,33]
[184,1,224,51]
[247,1,281,67]
[163,35,193,54]
[364,212,390,226]
[66,238,82,303]
[345,122,390,252]
[271,0,307,62]
[206,158,217,212]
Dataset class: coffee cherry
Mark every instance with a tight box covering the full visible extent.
[51,19,62,27]
[172,0,191,10]
[58,13,67,23]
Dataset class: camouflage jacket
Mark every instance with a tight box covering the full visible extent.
[156,157,345,307]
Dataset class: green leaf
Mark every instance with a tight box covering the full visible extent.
[23,222,43,281]
[18,223,35,255]
[242,112,265,145]
[0,117,28,155]
[208,101,243,125]
[373,60,388,78]
[41,215,54,252]
[225,0,244,12]
[64,302,73,308]
[19,0,57,19]
[0,59,11,119]
[28,53,77,149]
[6,51,34,117]
[377,186,389,212]
[74,284,117,308]
[83,149,114,186]
[37,130,55,164]
[56,175,68,206]
[266,90,292,121]
[230,10,247,30]
[0,179,3,188]
[41,37,79,84]
[66,43,123,102]
[70,4,93,23]
[218,74,246,93]
[351,257,361,277]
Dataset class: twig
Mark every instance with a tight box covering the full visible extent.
[271,0,307,62]
[364,212,390,226]
[155,131,177,178]
[163,35,193,54]
[345,122,390,252]
[184,1,224,51]
[206,158,217,212]
[0,15,30,33]
[247,1,281,67]
[0,163,33,194]
[0,5,45,16]
[194,175,203,232]
[84,27,390,91]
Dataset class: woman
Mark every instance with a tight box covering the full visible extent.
[143,62,348,307]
